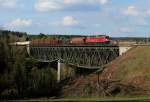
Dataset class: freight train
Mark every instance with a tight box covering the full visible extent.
[31,36,111,46]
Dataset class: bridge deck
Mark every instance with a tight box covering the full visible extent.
[31,45,119,47]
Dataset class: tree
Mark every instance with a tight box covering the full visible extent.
[38,33,47,39]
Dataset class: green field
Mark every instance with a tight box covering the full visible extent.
[2,97,150,102]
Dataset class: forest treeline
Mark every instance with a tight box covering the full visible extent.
[0,30,58,99]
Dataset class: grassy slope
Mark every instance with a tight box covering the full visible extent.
[62,46,150,97]
[100,46,150,89]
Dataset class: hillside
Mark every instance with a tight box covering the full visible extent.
[61,46,150,98]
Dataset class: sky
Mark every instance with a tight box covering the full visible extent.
[0,0,150,37]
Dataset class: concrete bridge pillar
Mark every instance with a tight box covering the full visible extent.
[26,44,30,55]
[57,60,76,82]
[57,60,61,82]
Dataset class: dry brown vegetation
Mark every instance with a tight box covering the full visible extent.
[62,46,150,98]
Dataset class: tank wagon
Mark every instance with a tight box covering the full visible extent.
[31,39,63,46]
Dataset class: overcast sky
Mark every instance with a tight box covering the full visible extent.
[0,0,150,37]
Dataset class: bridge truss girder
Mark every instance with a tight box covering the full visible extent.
[30,46,119,69]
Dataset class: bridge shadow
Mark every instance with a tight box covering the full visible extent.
[40,60,99,80]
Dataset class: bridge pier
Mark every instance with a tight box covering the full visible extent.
[57,60,61,82]
[57,60,76,82]
[26,45,30,55]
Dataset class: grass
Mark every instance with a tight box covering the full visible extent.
[2,97,150,102]
[112,46,150,80]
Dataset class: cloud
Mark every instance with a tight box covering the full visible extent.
[123,5,150,18]
[99,0,108,5]
[64,0,108,5]
[64,0,83,4]
[35,0,109,12]
[5,18,32,28]
[123,6,139,16]
[121,5,150,28]
[0,0,18,8]
[146,10,150,16]
[49,16,84,29]
[62,16,78,26]
[34,0,63,12]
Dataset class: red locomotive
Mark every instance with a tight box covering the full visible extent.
[70,36,110,45]
[86,36,109,43]
[31,36,110,46]
[70,36,110,44]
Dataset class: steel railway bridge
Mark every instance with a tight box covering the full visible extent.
[30,45,119,69]
[12,41,132,82]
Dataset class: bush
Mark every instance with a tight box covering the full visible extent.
[0,31,58,99]
[27,68,57,97]
[13,58,57,98]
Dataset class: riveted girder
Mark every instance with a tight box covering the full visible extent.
[30,46,119,69]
